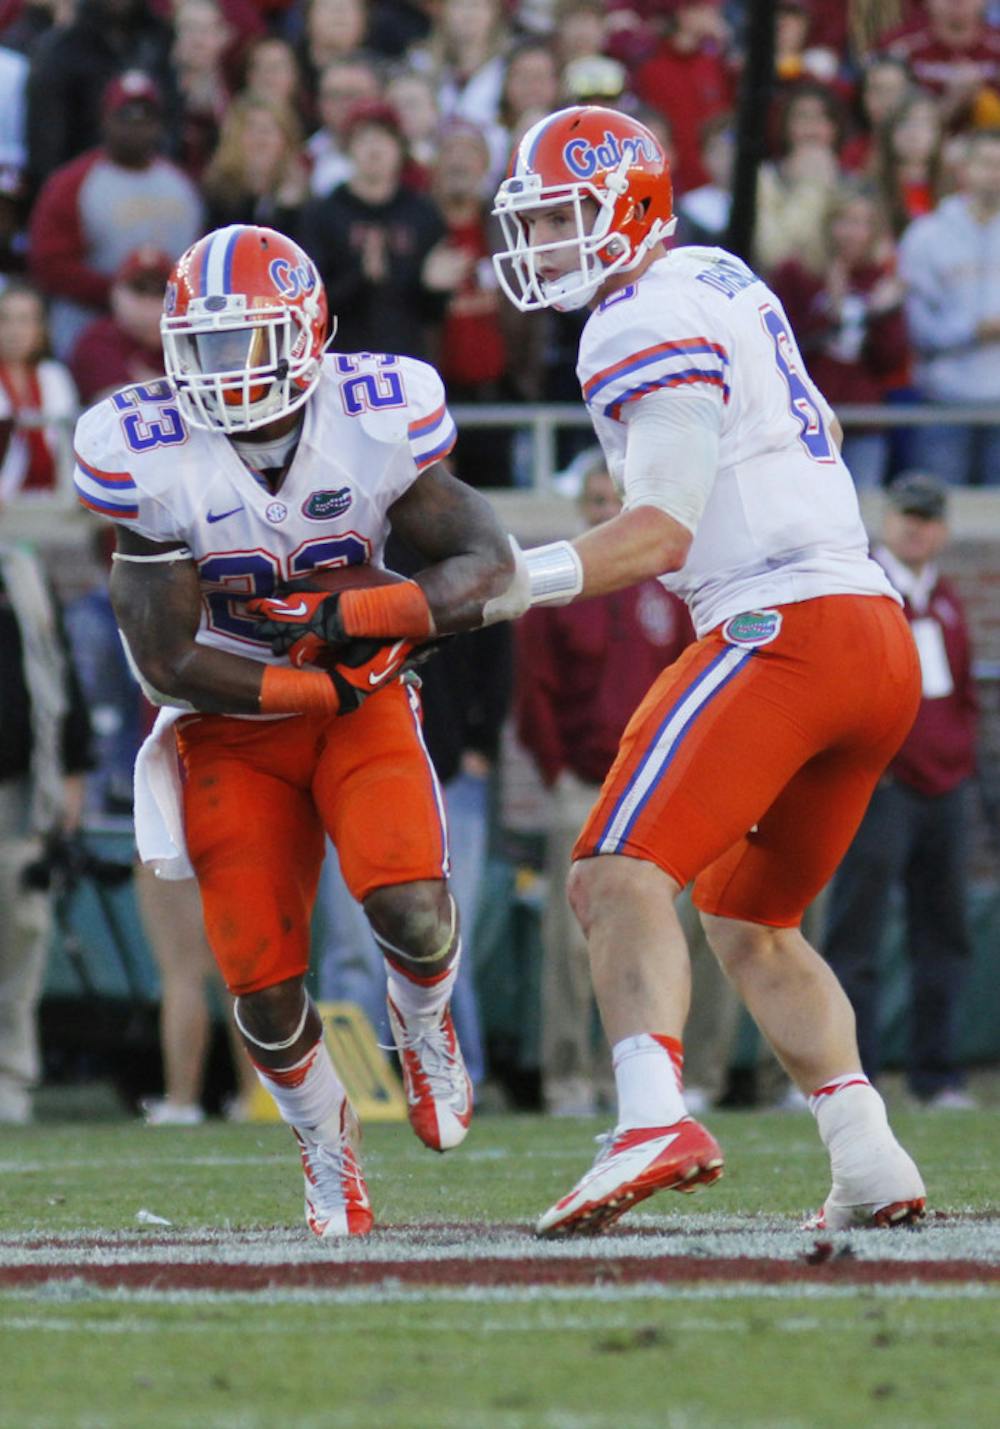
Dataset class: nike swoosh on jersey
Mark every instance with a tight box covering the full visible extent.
[206,506,245,523]
[368,640,408,685]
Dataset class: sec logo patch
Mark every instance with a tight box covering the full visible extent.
[265,501,288,524]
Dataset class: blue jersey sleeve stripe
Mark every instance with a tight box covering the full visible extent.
[77,488,140,520]
[414,428,457,470]
[583,337,729,400]
[604,370,729,419]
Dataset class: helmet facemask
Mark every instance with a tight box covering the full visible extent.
[161,293,325,434]
[493,153,675,313]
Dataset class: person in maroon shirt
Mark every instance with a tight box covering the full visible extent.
[631,0,735,195]
[770,186,910,489]
[883,0,1000,131]
[516,458,695,1114]
[68,245,171,404]
[822,473,979,1108]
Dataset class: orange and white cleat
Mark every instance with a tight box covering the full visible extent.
[295,1101,373,1238]
[387,998,472,1153]
[536,1118,724,1238]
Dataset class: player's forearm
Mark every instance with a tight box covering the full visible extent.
[572,505,690,597]
[128,634,270,714]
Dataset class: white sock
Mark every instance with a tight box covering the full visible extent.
[809,1073,902,1188]
[253,1036,346,1143]
[612,1033,687,1132]
[386,946,460,1022]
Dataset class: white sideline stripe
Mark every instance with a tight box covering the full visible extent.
[2,1219,999,1267]
[1,1283,996,1311]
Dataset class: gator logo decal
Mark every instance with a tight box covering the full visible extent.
[721,610,783,648]
[302,487,353,521]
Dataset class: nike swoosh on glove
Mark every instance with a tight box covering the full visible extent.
[247,591,346,668]
[328,638,417,714]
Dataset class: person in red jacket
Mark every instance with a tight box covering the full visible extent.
[822,473,980,1108]
[631,0,735,195]
[515,456,695,1114]
[770,186,911,490]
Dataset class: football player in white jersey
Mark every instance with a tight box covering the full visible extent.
[484,106,928,1235]
[73,225,518,1237]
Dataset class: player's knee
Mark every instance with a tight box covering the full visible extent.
[365,880,457,966]
[700,912,781,976]
[235,975,307,1045]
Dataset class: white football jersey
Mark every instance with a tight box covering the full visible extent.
[73,353,456,663]
[578,247,896,636]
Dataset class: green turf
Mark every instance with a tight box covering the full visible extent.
[1,1111,998,1428]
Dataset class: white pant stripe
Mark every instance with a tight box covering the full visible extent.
[598,645,750,853]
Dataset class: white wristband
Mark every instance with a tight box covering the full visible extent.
[525,540,583,606]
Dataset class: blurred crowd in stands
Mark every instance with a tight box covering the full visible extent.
[0,0,998,496]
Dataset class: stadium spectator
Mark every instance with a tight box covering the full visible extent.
[674,112,734,246]
[495,39,560,177]
[0,280,76,503]
[24,0,173,191]
[823,473,979,1108]
[553,0,607,70]
[385,67,442,182]
[408,0,511,135]
[306,55,381,198]
[773,0,841,88]
[0,41,28,181]
[167,0,233,181]
[754,81,845,275]
[0,1,75,61]
[242,35,308,125]
[897,125,1000,485]
[136,867,260,1125]
[298,100,453,358]
[201,93,309,234]
[840,54,912,174]
[872,89,947,237]
[0,161,26,279]
[632,0,735,194]
[882,0,1000,132]
[0,536,91,1124]
[28,71,203,360]
[303,0,370,80]
[69,246,171,406]
[515,456,695,1116]
[367,0,433,60]
[561,54,631,112]
[431,119,512,485]
[771,186,909,490]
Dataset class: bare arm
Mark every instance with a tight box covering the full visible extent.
[110,526,270,714]
[387,461,514,633]
[571,504,692,598]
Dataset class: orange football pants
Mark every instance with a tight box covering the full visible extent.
[174,681,448,995]
[574,595,921,927]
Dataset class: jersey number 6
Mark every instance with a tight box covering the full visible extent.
[759,304,834,464]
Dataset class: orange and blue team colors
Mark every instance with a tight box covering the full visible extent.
[575,595,921,927]
[176,682,449,996]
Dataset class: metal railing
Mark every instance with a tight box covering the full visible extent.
[448,401,1000,491]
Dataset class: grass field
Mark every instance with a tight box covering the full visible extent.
[1,1108,998,1429]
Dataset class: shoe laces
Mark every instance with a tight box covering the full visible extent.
[395,1015,465,1106]
[298,1124,364,1205]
